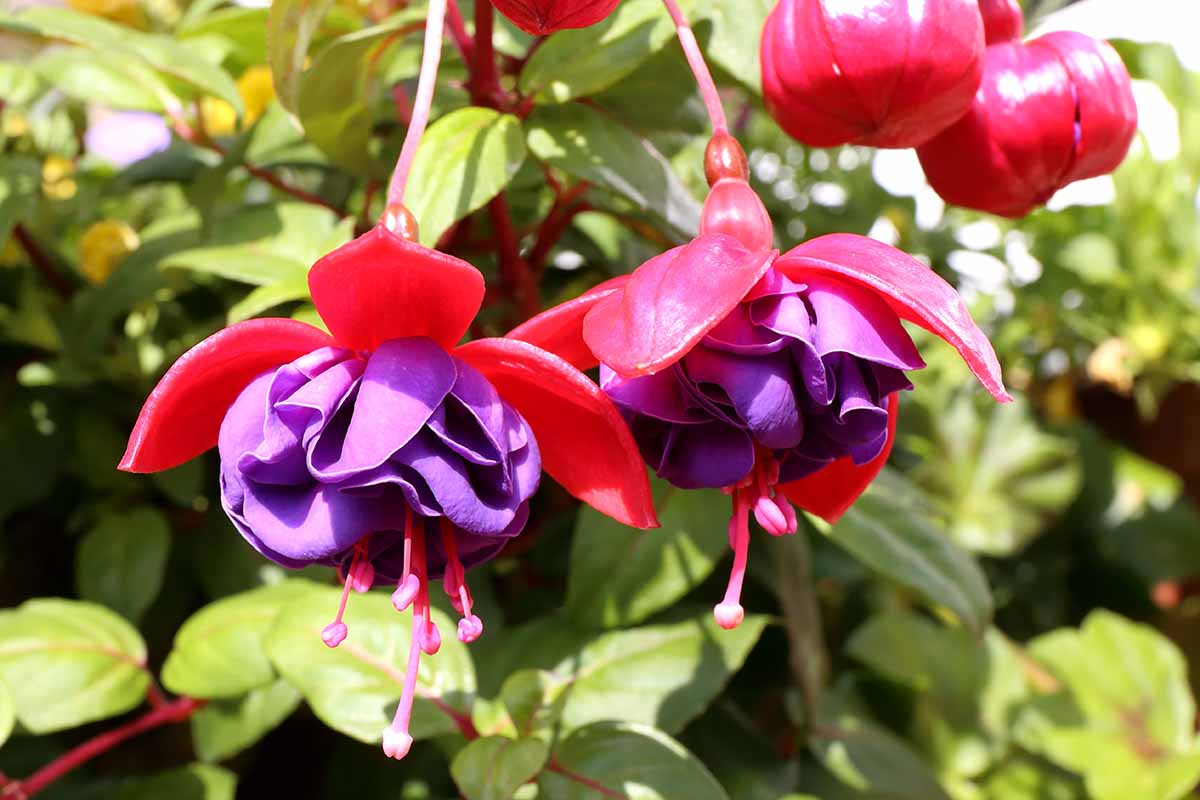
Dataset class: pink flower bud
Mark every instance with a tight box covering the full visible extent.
[491,0,621,36]
[700,179,774,252]
[978,0,1023,44]
[761,0,985,148]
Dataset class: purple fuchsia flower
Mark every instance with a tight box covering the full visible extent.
[120,222,657,760]
[512,137,1011,630]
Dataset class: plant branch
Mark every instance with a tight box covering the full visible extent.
[488,195,539,320]
[444,0,472,63]
[12,223,74,299]
[3,695,203,799]
[469,0,503,106]
[659,0,727,135]
[775,527,828,730]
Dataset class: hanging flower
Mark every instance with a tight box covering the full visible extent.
[491,0,621,36]
[512,138,1009,630]
[120,223,656,759]
[916,17,1137,217]
[760,0,985,149]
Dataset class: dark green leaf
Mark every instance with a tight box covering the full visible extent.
[112,764,237,800]
[0,599,149,733]
[451,736,549,800]
[567,481,729,629]
[191,679,303,762]
[0,155,39,244]
[75,508,171,623]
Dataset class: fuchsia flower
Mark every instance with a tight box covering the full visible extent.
[916,6,1137,217]
[490,0,621,35]
[760,0,985,149]
[120,223,656,760]
[513,141,1010,630]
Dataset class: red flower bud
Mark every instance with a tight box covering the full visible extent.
[760,0,985,148]
[917,31,1137,217]
[490,0,621,36]
[978,0,1022,44]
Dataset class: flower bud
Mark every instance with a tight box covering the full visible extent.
[761,0,985,148]
[700,179,774,252]
[491,0,621,36]
[978,0,1022,44]
[917,31,1136,217]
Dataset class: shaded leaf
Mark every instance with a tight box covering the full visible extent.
[267,0,336,117]
[191,679,303,762]
[112,764,237,800]
[451,736,550,800]
[75,507,171,623]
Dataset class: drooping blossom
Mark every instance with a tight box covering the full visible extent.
[490,0,621,35]
[512,135,1010,630]
[121,222,656,760]
[916,12,1137,217]
[84,109,171,168]
[760,0,985,149]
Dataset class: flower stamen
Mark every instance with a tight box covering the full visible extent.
[439,519,483,643]
[322,538,372,647]
[392,507,420,612]
[714,488,750,630]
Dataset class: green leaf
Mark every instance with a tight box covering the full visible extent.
[0,155,39,244]
[696,1,773,93]
[226,276,312,324]
[493,669,570,740]
[406,107,527,247]
[451,736,550,800]
[297,16,422,175]
[75,508,171,623]
[0,599,149,733]
[567,481,728,629]
[552,612,766,734]
[267,0,337,117]
[0,679,14,749]
[31,48,167,111]
[816,469,993,634]
[161,582,307,699]
[1016,610,1200,800]
[539,721,728,800]
[178,7,270,67]
[263,582,476,743]
[161,203,348,286]
[191,679,303,762]
[519,0,687,103]
[112,764,237,800]
[526,103,701,238]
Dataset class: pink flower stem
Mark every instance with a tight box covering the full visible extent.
[385,0,449,211]
[7,695,203,798]
[659,0,728,136]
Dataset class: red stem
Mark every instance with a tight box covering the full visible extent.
[444,0,472,63]
[487,195,539,320]
[470,0,503,106]
[13,224,73,298]
[6,696,203,799]
[546,761,625,797]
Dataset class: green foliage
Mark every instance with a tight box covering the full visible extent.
[451,735,549,800]
[75,507,171,622]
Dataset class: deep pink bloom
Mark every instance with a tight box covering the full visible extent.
[490,0,621,35]
[120,224,656,759]
[760,0,985,149]
[513,175,1009,629]
[978,0,1023,44]
[917,29,1137,217]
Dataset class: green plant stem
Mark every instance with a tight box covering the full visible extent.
[775,527,828,729]
[13,223,74,299]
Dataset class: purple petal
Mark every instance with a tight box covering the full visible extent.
[684,345,804,449]
[806,276,925,371]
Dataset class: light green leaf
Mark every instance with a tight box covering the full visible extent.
[112,764,237,800]
[539,721,728,800]
[406,107,527,246]
[226,276,312,324]
[697,0,773,93]
[452,736,550,800]
[0,156,39,246]
[567,481,728,629]
[161,203,346,286]
[75,508,171,623]
[263,583,476,743]
[519,0,688,103]
[481,668,570,740]
[191,679,303,762]
[178,7,270,67]
[526,103,701,238]
[816,469,993,634]
[31,48,167,111]
[811,717,952,800]
[161,582,308,699]
[0,599,149,733]
[0,679,14,749]
[267,0,337,116]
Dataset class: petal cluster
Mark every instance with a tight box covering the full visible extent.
[218,339,540,580]
[491,0,621,35]
[761,0,985,149]
[917,22,1137,217]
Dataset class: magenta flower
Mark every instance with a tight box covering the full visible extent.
[513,164,1009,630]
[121,223,656,759]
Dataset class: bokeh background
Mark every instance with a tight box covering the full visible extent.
[2,0,1199,798]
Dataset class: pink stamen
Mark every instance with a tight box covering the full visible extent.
[381,602,423,761]
[323,539,374,647]
[348,538,375,592]
[411,527,440,655]
[714,489,750,630]
[392,508,420,611]
[775,493,799,535]
[440,519,484,643]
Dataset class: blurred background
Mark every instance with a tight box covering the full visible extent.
[1,0,1200,798]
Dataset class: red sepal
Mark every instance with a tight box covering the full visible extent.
[583,234,776,377]
[455,337,659,530]
[309,224,484,353]
[777,234,1011,403]
[119,318,333,473]
[779,393,897,523]
[506,275,629,371]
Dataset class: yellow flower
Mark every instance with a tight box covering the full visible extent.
[1041,375,1078,424]
[42,155,77,201]
[1087,337,1134,394]
[79,220,139,284]
[237,66,276,126]
[0,237,24,267]
[2,111,28,139]
[68,0,145,27]
[199,97,237,137]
